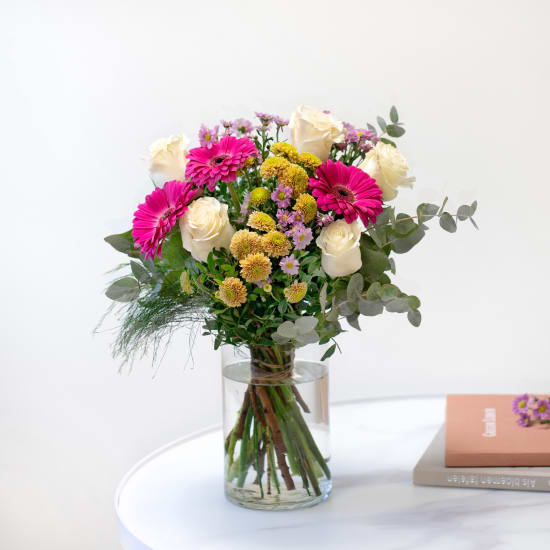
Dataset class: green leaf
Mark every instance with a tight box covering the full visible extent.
[393,214,416,236]
[130,261,151,283]
[389,258,396,275]
[391,225,426,253]
[295,331,319,346]
[407,295,421,310]
[162,232,189,269]
[380,137,396,147]
[367,123,377,137]
[347,273,364,301]
[104,230,139,257]
[295,316,318,334]
[386,124,405,138]
[346,313,361,331]
[385,297,410,313]
[358,298,383,316]
[457,205,473,221]
[380,284,400,302]
[470,200,478,215]
[377,116,387,132]
[470,217,479,230]
[390,105,398,123]
[278,300,288,315]
[338,300,356,317]
[360,246,391,280]
[417,203,439,224]
[365,282,382,300]
[407,309,422,327]
[439,212,457,233]
[277,321,297,339]
[320,343,337,361]
[105,277,140,302]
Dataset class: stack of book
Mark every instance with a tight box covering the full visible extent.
[413,395,550,492]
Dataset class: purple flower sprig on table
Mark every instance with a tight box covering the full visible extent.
[512,394,550,427]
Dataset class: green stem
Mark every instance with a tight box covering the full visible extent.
[237,407,253,488]
[227,181,241,214]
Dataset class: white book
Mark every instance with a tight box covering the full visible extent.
[413,426,550,492]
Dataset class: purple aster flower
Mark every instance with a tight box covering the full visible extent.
[512,394,530,415]
[345,128,360,143]
[255,112,273,127]
[220,120,233,135]
[232,118,254,136]
[533,399,550,420]
[292,225,313,250]
[517,413,531,427]
[276,209,293,228]
[316,213,334,227]
[255,277,271,288]
[357,128,375,141]
[198,124,219,148]
[273,115,289,128]
[322,109,331,114]
[280,254,299,275]
[289,211,305,225]
[359,142,373,152]
[240,192,251,216]
[271,184,292,208]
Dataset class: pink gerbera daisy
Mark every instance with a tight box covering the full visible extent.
[132,180,198,259]
[185,136,258,192]
[309,160,383,226]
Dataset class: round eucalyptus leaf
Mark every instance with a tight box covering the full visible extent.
[105,277,140,302]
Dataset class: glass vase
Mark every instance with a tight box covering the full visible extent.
[222,343,331,510]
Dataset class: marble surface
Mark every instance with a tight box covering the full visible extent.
[116,397,550,549]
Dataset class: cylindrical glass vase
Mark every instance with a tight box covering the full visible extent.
[222,344,331,510]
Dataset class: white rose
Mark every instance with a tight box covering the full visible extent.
[148,135,190,185]
[179,197,235,262]
[358,142,415,201]
[289,105,345,161]
[316,219,362,278]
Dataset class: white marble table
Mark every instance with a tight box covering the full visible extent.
[116,397,550,549]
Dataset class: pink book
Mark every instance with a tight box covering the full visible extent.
[445,394,550,467]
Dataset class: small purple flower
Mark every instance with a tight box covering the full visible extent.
[277,209,293,228]
[289,211,305,225]
[198,124,219,148]
[255,112,273,127]
[220,120,233,135]
[240,192,251,216]
[273,115,289,128]
[517,413,531,428]
[357,128,375,141]
[512,394,530,415]
[533,399,550,420]
[316,213,334,227]
[280,254,299,275]
[232,118,254,136]
[271,184,292,208]
[255,277,271,288]
[292,225,313,250]
[345,128,360,143]
[322,109,331,114]
[359,142,373,153]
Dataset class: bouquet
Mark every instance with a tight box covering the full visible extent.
[103,105,477,509]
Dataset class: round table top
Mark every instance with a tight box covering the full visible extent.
[116,397,550,550]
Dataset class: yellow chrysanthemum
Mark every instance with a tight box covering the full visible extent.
[229,229,263,260]
[261,231,291,258]
[247,211,276,232]
[249,186,270,206]
[270,142,299,162]
[259,156,291,180]
[180,271,193,294]
[293,193,317,223]
[240,253,272,283]
[279,163,309,197]
[284,281,308,303]
[263,283,272,293]
[298,152,322,169]
[216,277,247,308]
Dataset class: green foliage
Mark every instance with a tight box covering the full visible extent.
[105,277,140,302]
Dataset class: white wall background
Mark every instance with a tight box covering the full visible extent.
[2,1,549,548]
